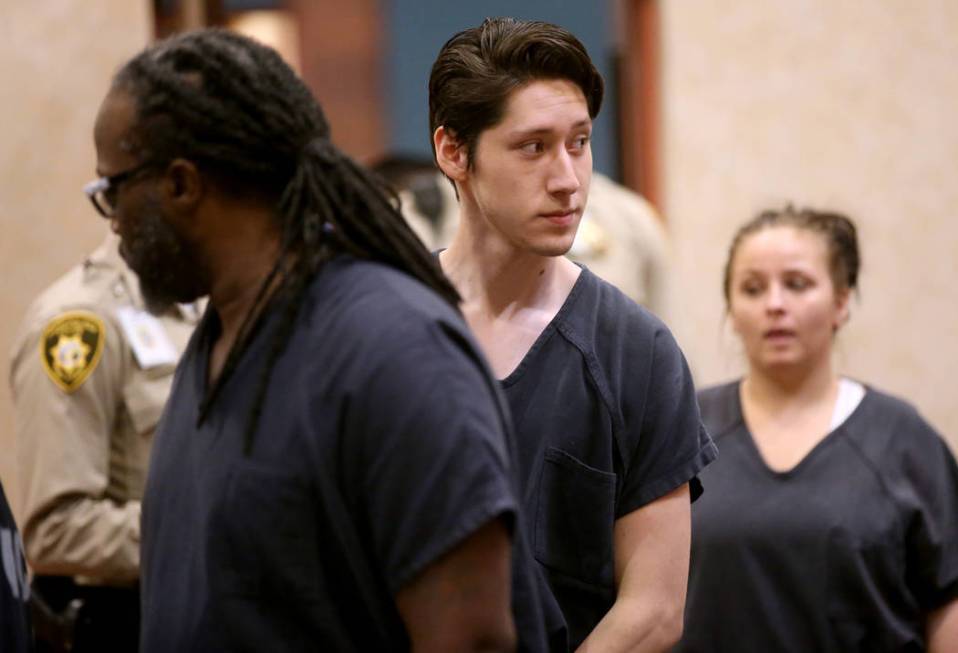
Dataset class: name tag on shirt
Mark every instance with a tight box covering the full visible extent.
[116,307,178,369]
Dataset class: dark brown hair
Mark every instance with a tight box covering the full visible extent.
[428,17,604,169]
[723,205,861,303]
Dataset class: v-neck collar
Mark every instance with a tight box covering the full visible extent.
[731,379,873,480]
[499,265,591,387]
[191,286,286,426]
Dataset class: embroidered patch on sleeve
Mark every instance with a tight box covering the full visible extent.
[39,312,106,393]
[569,217,610,259]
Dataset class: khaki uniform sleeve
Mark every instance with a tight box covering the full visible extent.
[630,201,674,325]
[572,175,675,323]
[11,309,140,583]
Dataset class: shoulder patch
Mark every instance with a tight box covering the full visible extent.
[39,312,106,393]
[569,217,610,259]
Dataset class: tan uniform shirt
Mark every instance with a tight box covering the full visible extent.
[9,235,199,586]
[567,173,673,322]
[400,172,673,320]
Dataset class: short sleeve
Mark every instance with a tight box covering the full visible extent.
[616,327,717,518]
[10,307,142,580]
[348,323,517,593]
[901,416,958,610]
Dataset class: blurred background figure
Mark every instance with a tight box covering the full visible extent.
[9,233,199,652]
[676,208,958,652]
[370,156,452,248]
[0,478,31,653]
[376,160,675,320]
[565,173,672,320]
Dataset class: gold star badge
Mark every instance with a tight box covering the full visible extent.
[39,312,105,393]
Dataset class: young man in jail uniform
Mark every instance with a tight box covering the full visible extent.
[429,18,716,651]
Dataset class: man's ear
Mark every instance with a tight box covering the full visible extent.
[433,126,468,182]
[162,158,203,212]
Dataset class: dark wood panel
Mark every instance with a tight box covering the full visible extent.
[290,0,385,163]
[619,0,662,214]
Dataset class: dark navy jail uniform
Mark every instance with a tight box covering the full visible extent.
[140,256,560,652]
[501,266,717,649]
[677,382,958,653]
[1,480,32,653]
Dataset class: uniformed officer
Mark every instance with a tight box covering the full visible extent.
[399,171,673,320]
[9,232,199,652]
[566,173,673,321]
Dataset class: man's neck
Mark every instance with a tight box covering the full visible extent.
[441,216,579,319]
[202,203,284,380]
[441,215,582,380]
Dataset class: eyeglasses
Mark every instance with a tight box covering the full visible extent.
[83,161,157,218]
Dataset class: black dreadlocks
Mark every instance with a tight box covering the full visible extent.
[114,29,459,452]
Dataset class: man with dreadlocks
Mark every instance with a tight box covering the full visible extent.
[430,18,717,652]
[91,29,558,651]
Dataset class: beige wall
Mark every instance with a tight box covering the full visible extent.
[661,2,958,449]
[0,2,151,516]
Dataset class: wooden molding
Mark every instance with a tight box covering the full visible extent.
[619,0,662,213]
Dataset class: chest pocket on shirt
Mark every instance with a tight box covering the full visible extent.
[208,463,321,603]
[535,447,616,588]
[122,366,175,435]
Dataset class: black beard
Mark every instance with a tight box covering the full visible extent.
[120,198,208,316]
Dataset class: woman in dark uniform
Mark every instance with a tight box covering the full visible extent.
[677,207,958,652]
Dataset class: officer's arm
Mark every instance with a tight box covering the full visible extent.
[11,313,139,582]
[395,517,516,653]
[577,483,691,653]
